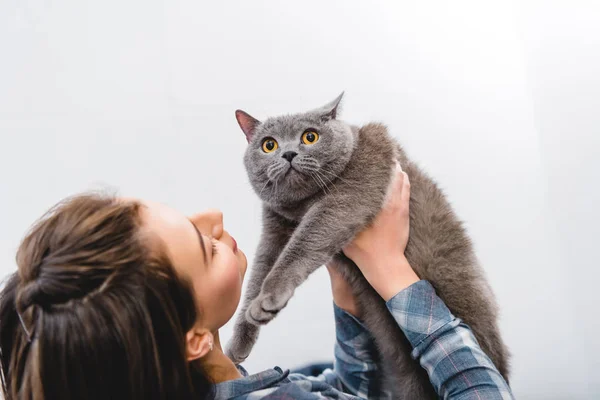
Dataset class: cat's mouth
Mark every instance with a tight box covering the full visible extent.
[279,165,308,185]
[283,165,299,177]
[274,163,310,186]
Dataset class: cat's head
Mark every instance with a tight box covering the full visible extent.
[236,93,356,204]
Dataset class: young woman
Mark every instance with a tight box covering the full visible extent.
[0,168,512,399]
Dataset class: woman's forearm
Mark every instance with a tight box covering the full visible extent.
[387,281,514,399]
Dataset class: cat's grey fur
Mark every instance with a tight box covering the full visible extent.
[226,94,510,399]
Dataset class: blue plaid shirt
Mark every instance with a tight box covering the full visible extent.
[215,281,513,399]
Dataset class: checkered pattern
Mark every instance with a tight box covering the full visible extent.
[214,281,513,399]
[388,281,514,400]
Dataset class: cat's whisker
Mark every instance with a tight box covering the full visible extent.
[314,171,343,209]
[267,164,286,181]
[307,169,337,200]
[273,166,287,190]
[258,179,271,198]
[307,171,328,196]
[297,159,320,169]
[314,169,341,197]
[260,165,289,200]
[295,162,322,172]
[319,166,360,188]
[297,163,337,194]
[297,162,347,190]
[313,172,330,195]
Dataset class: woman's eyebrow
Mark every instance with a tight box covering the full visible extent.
[189,221,208,265]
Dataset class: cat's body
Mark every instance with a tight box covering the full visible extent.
[227,95,510,399]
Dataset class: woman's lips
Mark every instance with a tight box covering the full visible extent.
[231,236,238,253]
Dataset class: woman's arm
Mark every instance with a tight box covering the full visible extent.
[319,164,417,397]
[319,164,419,397]
[386,280,513,399]
[323,264,380,397]
[343,164,513,399]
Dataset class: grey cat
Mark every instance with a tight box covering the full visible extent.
[226,93,510,399]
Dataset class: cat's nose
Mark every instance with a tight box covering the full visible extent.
[281,151,298,162]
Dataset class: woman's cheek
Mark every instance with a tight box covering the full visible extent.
[238,250,248,280]
[228,255,243,291]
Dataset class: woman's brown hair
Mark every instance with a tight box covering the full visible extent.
[0,193,214,399]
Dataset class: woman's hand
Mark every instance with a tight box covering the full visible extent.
[326,261,361,317]
[343,163,419,301]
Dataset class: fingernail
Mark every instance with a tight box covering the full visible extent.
[396,162,403,171]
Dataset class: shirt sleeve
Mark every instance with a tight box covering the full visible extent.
[326,303,381,398]
[270,377,364,399]
[386,280,514,400]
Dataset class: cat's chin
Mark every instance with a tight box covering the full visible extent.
[274,170,318,200]
[280,178,299,192]
[284,166,300,177]
[285,167,313,187]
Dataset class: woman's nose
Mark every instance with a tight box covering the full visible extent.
[190,209,224,238]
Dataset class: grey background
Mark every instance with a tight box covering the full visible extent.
[1,1,598,399]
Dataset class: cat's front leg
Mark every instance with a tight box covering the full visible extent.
[226,208,295,364]
[227,317,260,365]
[246,202,372,325]
[245,283,296,325]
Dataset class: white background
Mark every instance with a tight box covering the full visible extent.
[1,1,599,398]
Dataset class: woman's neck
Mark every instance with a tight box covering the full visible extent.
[199,331,242,383]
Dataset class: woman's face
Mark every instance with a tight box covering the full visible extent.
[140,200,247,332]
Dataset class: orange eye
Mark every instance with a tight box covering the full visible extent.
[261,138,278,153]
[301,131,319,145]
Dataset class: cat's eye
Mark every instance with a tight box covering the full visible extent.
[261,138,278,153]
[301,130,319,145]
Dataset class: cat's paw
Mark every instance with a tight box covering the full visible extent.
[245,287,294,325]
[225,321,259,364]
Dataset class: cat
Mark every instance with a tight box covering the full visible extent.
[226,93,510,399]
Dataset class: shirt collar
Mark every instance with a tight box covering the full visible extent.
[214,365,290,399]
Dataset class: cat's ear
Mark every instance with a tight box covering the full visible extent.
[313,92,344,121]
[235,110,261,142]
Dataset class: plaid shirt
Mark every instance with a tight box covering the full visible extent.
[215,281,513,399]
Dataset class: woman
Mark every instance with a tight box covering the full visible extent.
[0,168,512,399]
